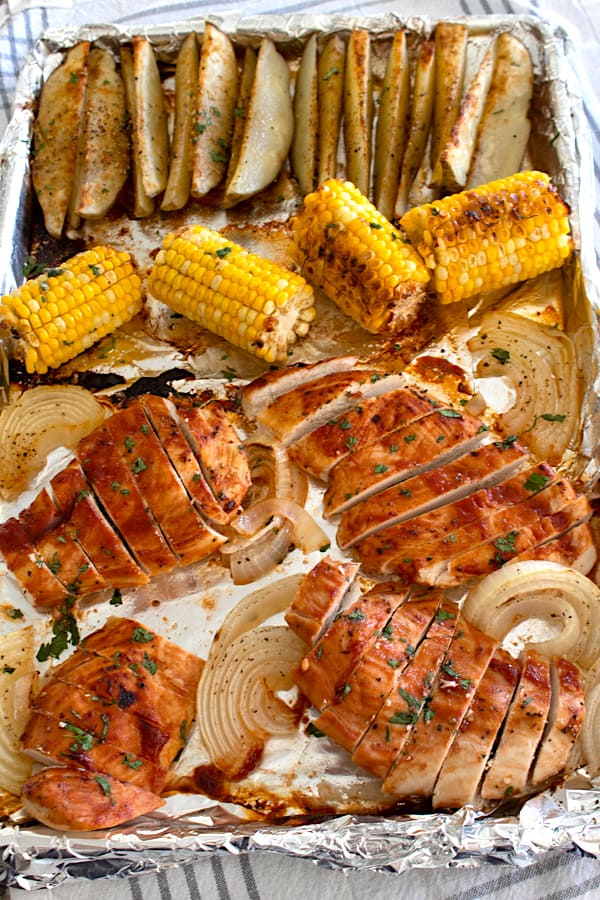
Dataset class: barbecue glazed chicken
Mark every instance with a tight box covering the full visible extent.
[286,560,585,808]
[246,360,595,584]
[0,395,250,608]
[20,616,202,831]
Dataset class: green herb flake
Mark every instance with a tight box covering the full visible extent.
[94,774,114,803]
[123,753,143,770]
[2,666,15,674]
[142,652,158,675]
[491,347,510,365]
[7,608,23,620]
[374,463,389,474]
[439,409,462,419]
[322,66,340,81]
[131,457,147,474]
[389,710,418,725]
[110,588,123,606]
[524,472,549,492]
[140,423,150,436]
[343,682,352,696]
[345,435,358,451]
[435,609,455,621]
[307,722,326,738]
[404,433,416,443]
[387,658,400,669]
[493,531,519,556]
[541,412,566,422]
[89,263,101,276]
[124,435,136,451]
[381,624,394,640]
[337,418,352,430]
[131,626,154,644]
[216,246,232,259]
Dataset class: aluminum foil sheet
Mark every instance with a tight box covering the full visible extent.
[1,11,600,888]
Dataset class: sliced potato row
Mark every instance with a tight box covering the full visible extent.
[31,24,534,238]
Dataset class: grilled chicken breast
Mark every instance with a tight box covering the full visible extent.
[284,556,361,646]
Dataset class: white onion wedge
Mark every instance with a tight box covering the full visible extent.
[0,627,36,796]
[225,520,294,585]
[233,497,329,553]
[0,385,107,499]
[463,561,600,668]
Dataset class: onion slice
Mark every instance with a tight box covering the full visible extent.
[0,627,36,795]
[197,575,305,778]
[468,310,579,465]
[462,561,600,667]
[225,520,294,585]
[0,385,107,499]
[234,498,330,553]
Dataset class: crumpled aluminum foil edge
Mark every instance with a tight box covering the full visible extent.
[1,10,600,889]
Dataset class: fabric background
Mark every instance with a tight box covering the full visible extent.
[0,0,599,896]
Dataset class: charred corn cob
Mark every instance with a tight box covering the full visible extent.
[291,178,430,334]
[148,226,316,364]
[399,170,573,305]
[0,246,143,374]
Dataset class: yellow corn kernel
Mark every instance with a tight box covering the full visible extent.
[291,178,430,334]
[400,171,573,305]
[147,226,316,364]
[0,246,143,374]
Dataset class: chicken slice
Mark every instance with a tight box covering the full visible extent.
[31,677,174,769]
[288,387,440,481]
[294,584,409,711]
[324,408,485,517]
[256,370,406,446]
[352,599,459,778]
[511,521,597,574]
[177,401,251,517]
[141,395,231,526]
[241,355,362,420]
[433,649,521,809]
[106,402,225,565]
[314,594,442,754]
[443,495,593,586]
[78,616,203,697]
[338,440,530,549]
[17,488,61,540]
[0,518,71,607]
[36,522,107,597]
[285,556,361,646]
[353,476,577,577]
[480,649,552,800]
[21,710,167,794]
[382,616,498,799]
[77,423,176,575]
[530,656,585,787]
[21,767,164,832]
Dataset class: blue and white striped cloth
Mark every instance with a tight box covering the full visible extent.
[0,1,599,897]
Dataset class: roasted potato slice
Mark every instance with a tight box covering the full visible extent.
[317,33,346,185]
[120,46,154,217]
[32,41,89,238]
[162,32,199,211]
[467,33,533,188]
[223,38,293,207]
[191,24,239,199]
[228,46,257,180]
[132,36,170,198]
[291,33,318,196]
[394,40,435,218]
[438,39,497,192]
[77,48,130,219]
[431,22,468,185]
[373,30,410,220]
[407,133,436,209]
[343,29,372,197]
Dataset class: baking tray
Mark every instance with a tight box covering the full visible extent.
[1,12,600,887]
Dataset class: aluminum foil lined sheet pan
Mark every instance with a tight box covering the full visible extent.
[0,11,600,888]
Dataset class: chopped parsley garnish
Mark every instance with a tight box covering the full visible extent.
[7,608,23,620]
[110,588,123,606]
[131,626,154,644]
[307,722,326,738]
[94,774,114,803]
[439,409,462,418]
[124,435,136,451]
[398,688,420,710]
[63,721,94,751]
[36,596,79,662]
[216,246,232,259]
[123,753,143,770]
[524,472,549,492]
[387,658,400,669]
[381,624,394,639]
[491,347,510,365]
[346,609,366,621]
[493,531,518,555]
[404,433,416,443]
[374,463,389,474]
[131,457,147,474]
[389,710,418,725]
[142,652,158,675]
[441,660,472,690]
[435,609,455,621]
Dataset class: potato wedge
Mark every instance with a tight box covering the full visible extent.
[317,33,346,185]
[438,39,497,192]
[77,48,129,219]
[120,46,154,218]
[291,33,318,196]
[223,38,293,207]
[228,46,257,180]
[467,33,533,188]
[343,29,372,197]
[407,133,436,209]
[32,41,89,238]
[373,30,410,220]
[431,22,468,185]
[191,24,239,199]
[394,40,435,218]
[162,32,199,211]
[132,36,170,198]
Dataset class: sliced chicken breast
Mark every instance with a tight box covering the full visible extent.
[0,518,71,607]
[324,408,485,517]
[511,521,597,574]
[433,649,521,809]
[382,617,497,799]
[530,656,585,787]
[284,556,361,646]
[256,370,406,445]
[36,522,107,597]
[480,649,552,800]
[314,594,442,753]
[17,488,61,540]
[351,599,459,779]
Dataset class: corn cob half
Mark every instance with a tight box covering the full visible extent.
[148,226,316,364]
[291,178,431,334]
[399,170,573,305]
[0,246,143,374]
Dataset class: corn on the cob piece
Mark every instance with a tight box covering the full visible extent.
[291,179,430,334]
[0,246,143,374]
[148,226,316,364]
[399,170,573,305]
